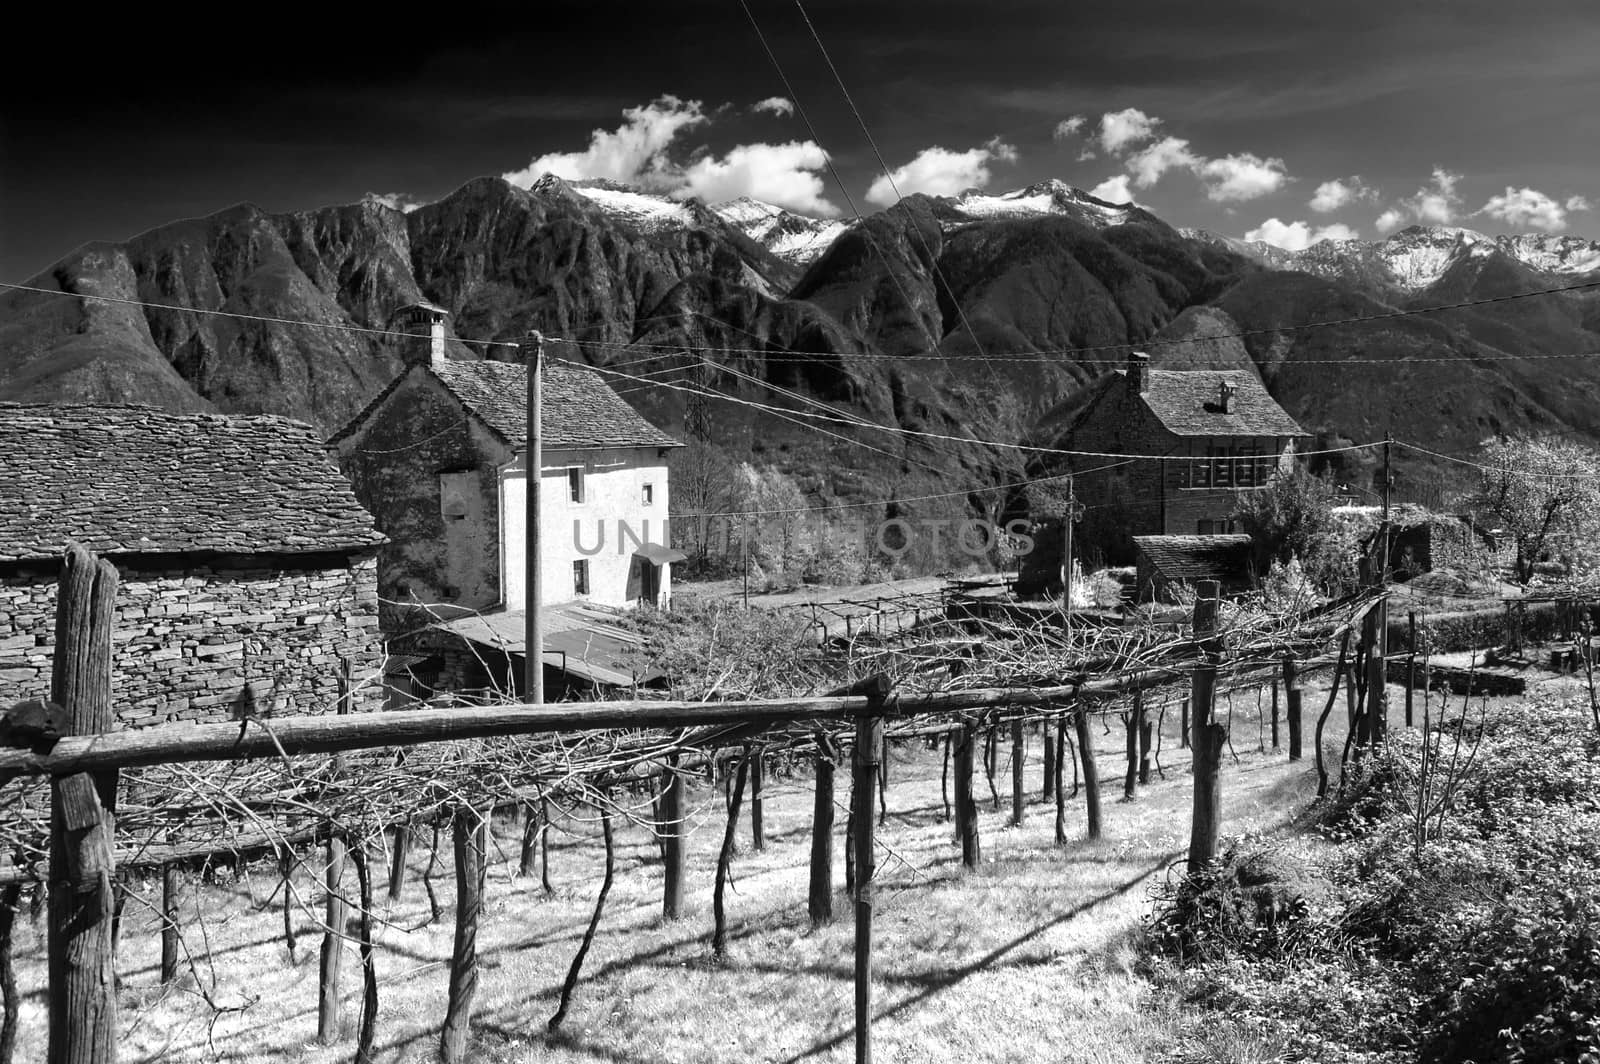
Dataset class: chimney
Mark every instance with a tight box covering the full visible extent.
[1218,379,1236,413]
[1127,351,1150,394]
[397,301,449,368]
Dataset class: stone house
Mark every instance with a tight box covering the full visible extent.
[1045,351,1307,563]
[327,305,683,696]
[0,404,386,727]
[1132,534,1255,602]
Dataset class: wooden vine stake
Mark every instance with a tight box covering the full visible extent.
[1187,579,1225,874]
[853,676,889,1064]
[808,733,838,926]
[1073,706,1101,840]
[318,656,352,1045]
[660,755,686,920]
[438,808,486,1062]
[48,544,120,1064]
[1,882,20,1064]
[1283,655,1302,762]
[159,866,180,987]
[549,805,614,1031]
[954,719,980,868]
[1010,716,1025,826]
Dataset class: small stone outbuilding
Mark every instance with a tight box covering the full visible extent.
[0,404,386,726]
[1132,534,1255,602]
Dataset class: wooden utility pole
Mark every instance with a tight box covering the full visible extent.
[48,544,120,1064]
[1061,476,1085,639]
[522,331,545,706]
[1187,580,1225,874]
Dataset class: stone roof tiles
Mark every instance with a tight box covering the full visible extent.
[1132,534,1255,583]
[430,360,682,451]
[1133,369,1305,438]
[0,403,384,563]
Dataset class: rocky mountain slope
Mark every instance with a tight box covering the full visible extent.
[6,175,1600,550]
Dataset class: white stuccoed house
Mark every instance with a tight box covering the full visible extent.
[329,302,685,698]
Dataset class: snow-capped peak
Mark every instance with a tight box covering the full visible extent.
[564,180,696,232]
[711,197,850,266]
[949,180,1132,227]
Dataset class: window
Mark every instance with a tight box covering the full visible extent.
[573,559,590,596]
[567,467,585,504]
[642,482,654,506]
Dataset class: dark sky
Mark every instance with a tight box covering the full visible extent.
[4,0,1599,281]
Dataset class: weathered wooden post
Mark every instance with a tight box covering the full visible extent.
[318,656,353,1045]
[853,677,888,1064]
[1122,695,1139,800]
[1405,611,1417,728]
[1284,655,1302,762]
[1053,714,1068,844]
[660,755,686,920]
[1187,580,1224,874]
[1042,727,1055,800]
[1073,706,1101,840]
[713,753,751,959]
[808,734,837,926]
[1138,694,1153,786]
[954,719,980,868]
[1010,716,1025,826]
[1362,559,1388,748]
[387,825,411,903]
[749,749,765,852]
[152,865,180,988]
[1180,696,1190,749]
[439,808,486,1063]
[48,544,119,1064]
[1270,682,1280,750]
[1,881,19,1064]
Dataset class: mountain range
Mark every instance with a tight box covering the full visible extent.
[5,173,1600,562]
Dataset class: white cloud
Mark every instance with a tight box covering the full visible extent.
[1310,176,1376,213]
[1371,168,1464,233]
[1076,147,1098,162]
[500,95,838,216]
[502,95,708,190]
[1200,152,1289,202]
[1089,174,1135,204]
[1125,136,1199,187]
[364,192,425,213]
[1410,168,1461,225]
[1480,186,1572,233]
[1567,195,1592,212]
[864,139,1019,206]
[1098,108,1160,154]
[1053,115,1087,141]
[678,141,840,217]
[1245,218,1358,251]
[1375,208,1408,234]
[752,96,794,118]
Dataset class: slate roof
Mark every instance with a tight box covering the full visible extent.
[432,360,681,451]
[0,404,384,563]
[1131,369,1305,438]
[1133,534,1255,583]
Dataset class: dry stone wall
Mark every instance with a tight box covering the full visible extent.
[0,553,383,727]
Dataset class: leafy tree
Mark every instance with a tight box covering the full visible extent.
[1470,437,1600,583]
[1232,469,1356,595]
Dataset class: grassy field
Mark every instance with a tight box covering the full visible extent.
[10,679,1390,1063]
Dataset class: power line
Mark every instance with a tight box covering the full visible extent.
[1394,440,1600,481]
[0,281,518,349]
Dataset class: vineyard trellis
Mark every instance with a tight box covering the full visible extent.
[1,546,1405,1064]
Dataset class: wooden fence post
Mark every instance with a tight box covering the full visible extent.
[48,544,119,1064]
[1405,611,1417,728]
[853,678,887,1064]
[439,808,486,1063]
[159,865,180,987]
[1138,694,1153,786]
[1073,706,1101,840]
[0,882,18,1064]
[1270,682,1280,750]
[1187,580,1224,874]
[749,749,765,852]
[1180,697,1190,749]
[1010,717,1025,826]
[1122,694,1139,800]
[318,655,352,1045]
[661,755,686,921]
[1284,655,1302,762]
[1053,714,1067,844]
[387,825,411,903]
[954,720,980,868]
[1042,727,1055,800]
[808,734,837,926]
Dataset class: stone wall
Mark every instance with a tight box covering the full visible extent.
[0,552,383,728]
